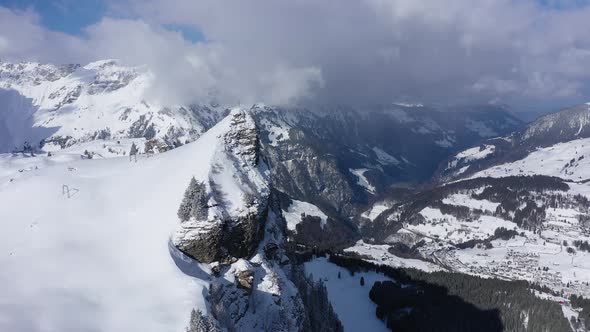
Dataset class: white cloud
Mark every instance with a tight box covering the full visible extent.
[2,1,590,107]
[0,9,323,106]
[0,7,89,63]
[0,36,8,53]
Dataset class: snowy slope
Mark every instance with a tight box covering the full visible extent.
[283,199,328,231]
[447,144,495,169]
[361,171,590,299]
[0,60,224,152]
[0,138,145,186]
[411,207,515,243]
[0,108,264,331]
[435,127,590,297]
[470,137,590,181]
[305,257,390,332]
[344,240,441,272]
[522,103,590,141]
[361,201,393,222]
[439,102,590,182]
[349,168,376,194]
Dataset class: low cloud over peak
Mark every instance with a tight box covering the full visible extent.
[1,0,590,108]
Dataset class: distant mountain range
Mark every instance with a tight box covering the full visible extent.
[0,60,224,153]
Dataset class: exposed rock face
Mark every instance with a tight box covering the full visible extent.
[173,109,270,263]
[236,270,254,291]
[263,242,279,260]
[175,220,224,263]
[232,260,255,291]
[203,195,346,331]
[208,205,309,332]
[0,61,78,85]
[85,60,138,95]
[270,144,355,217]
[222,205,268,259]
[224,110,260,166]
[251,104,523,223]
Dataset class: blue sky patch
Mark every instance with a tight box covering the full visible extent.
[0,0,107,35]
[163,23,206,43]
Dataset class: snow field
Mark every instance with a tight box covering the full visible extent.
[471,137,590,182]
[283,199,328,231]
[350,168,376,194]
[0,110,260,332]
[304,257,390,332]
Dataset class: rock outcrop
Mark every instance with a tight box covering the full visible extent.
[172,109,270,263]
[207,205,309,331]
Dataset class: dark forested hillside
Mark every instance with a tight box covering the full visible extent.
[327,254,572,332]
[362,175,574,242]
[570,295,590,330]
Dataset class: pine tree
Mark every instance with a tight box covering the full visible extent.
[178,177,208,221]
[360,276,365,286]
[191,182,208,220]
[178,177,198,221]
[289,265,343,332]
[338,271,341,279]
[186,309,220,332]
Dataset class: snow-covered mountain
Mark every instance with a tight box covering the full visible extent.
[0,59,528,261]
[4,59,584,331]
[1,57,526,254]
[252,104,522,239]
[0,108,344,331]
[0,60,224,153]
[359,103,590,302]
[0,59,524,213]
[439,102,590,182]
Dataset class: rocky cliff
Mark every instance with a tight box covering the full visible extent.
[172,109,270,263]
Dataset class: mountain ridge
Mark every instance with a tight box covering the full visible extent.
[0,59,225,153]
[436,102,590,183]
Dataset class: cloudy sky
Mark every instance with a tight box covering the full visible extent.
[1,0,590,110]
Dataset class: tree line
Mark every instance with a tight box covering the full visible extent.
[326,253,571,332]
